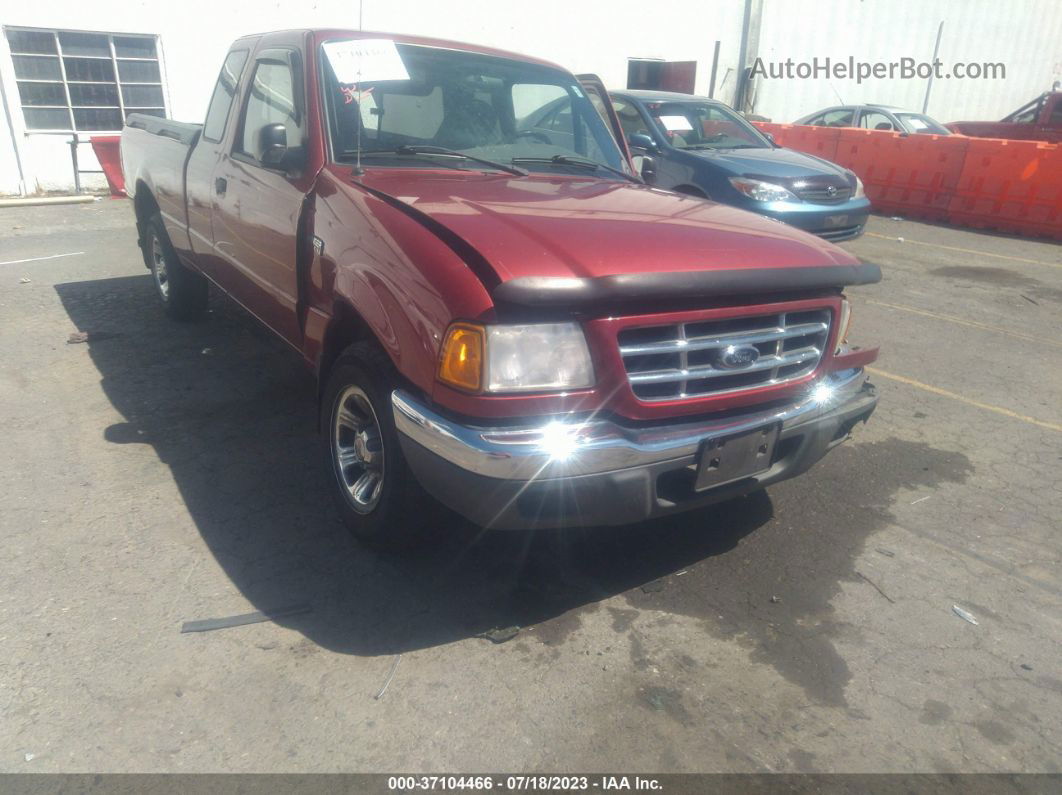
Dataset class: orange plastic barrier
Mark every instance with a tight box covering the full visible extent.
[947,138,1062,239]
[751,122,1060,239]
[89,135,125,196]
[753,122,840,162]
[832,129,970,222]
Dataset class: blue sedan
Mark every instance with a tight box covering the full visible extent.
[609,90,871,241]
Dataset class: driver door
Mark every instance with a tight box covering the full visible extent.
[576,74,634,172]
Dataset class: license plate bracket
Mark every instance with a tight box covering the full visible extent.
[695,425,779,491]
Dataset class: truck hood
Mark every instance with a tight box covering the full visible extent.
[346,169,876,304]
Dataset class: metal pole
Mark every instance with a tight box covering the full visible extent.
[0,67,28,195]
[69,136,82,194]
[923,20,944,114]
[708,41,721,99]
[734,0,753,110]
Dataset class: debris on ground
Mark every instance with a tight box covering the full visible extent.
[24,753,35,762]
[476,625,520,644]
[19,277,31,284]
[952,605,979,626]
[641,579,665,594]
[201,348,213,355]
[890,216,904,221]
[876,548,896,558]
[910,495,931,505]
[1021,294,1039,305]
[1021,663,1033,671]
[769,595,781,604]
[857,571,895,604]
[66,331,120,344]
[896,237,905,243]
[675,570,689,576]
[180,603,312,633]
[374,654,402,700]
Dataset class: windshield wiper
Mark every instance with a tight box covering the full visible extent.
[511,154,639,183]
[357,145,528,176]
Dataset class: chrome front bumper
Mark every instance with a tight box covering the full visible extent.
[392,369,877,529]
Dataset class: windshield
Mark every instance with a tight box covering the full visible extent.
[321,41,629,177]
[895,113,950,135]
[645,101,767,149]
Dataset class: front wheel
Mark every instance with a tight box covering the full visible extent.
[321,342,435,550]
[146,212,207,321]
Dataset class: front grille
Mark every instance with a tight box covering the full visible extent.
[618,309,831,402]
[794,185,851,204]
[816,224,864,242]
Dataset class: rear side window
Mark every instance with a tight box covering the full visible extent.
[819,109,854,127]
[860,110,895,131]
[238,60,298,159]
[202,50,248,142]
[1048,101,1062,126]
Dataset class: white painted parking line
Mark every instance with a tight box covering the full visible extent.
[0,251,85,266]
[866,232,1062,269]
[863,299,1062,349]
[868,367,1062,433]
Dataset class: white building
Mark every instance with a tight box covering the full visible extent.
[2,0,1060,195]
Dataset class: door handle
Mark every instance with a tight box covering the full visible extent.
[214,177,227,195]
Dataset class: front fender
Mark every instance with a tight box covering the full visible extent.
[308,169,496,396]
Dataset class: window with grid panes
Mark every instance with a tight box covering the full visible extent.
[5,27,166,132]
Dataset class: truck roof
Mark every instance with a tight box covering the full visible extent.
[236,29,568,72]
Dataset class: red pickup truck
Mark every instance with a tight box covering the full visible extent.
[947,91,1062,142]
[120,29,880,548]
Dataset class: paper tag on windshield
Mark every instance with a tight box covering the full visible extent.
[658,114,694,132]
[322,39,410,85]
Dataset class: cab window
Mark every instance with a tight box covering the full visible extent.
[237,58,299,161]
[202,50,248,142]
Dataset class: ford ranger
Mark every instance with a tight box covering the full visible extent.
[947,91,1062,142]
[120,29,881,548]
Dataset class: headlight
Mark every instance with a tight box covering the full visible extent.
[438,322,594,393]
[853,175,866,199]
[728,177,798,202]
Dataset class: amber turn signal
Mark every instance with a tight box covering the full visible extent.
[438,323,485,392]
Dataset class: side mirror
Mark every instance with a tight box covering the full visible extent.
[635,154,657,183]
[258,123,288,166]
[258,122,306,174]
[628,133,658,154]
[763,132,776,146]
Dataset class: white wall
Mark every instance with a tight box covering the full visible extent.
[755,0,1062,122]
[2,0,1060,194]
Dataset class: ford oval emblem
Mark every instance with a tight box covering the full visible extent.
[826,185,838,196]
[718,344,760,369]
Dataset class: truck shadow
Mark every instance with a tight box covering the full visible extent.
[56,274,971,705]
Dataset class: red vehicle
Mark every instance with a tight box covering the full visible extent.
[120,29,880,548]
[947,91,1062,142]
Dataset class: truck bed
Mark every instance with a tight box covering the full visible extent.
[121,114,204,255]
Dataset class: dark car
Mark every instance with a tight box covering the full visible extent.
[794,104,952,135]
[606,90,870,241]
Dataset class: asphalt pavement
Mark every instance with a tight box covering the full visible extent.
[1,200,1059,773]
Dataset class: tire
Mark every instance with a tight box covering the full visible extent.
[146,212,208,321]
[321,341,434,550]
